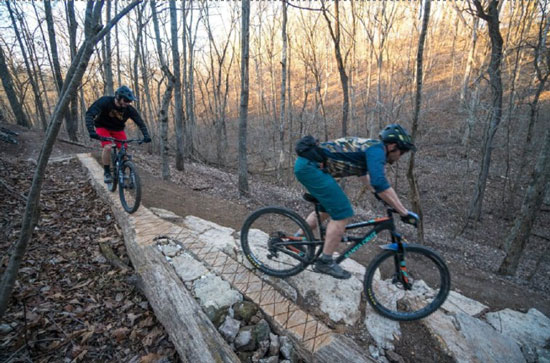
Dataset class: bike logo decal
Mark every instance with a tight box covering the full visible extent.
[344,232,377,257]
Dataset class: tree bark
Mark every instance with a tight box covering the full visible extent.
[6,1,48,130]
[277,0,288,178]
[0,45,30,128]
[170,0,186,171]
[322,0,349,137]
[468,0,504,221]
[151,0,176,180]
[498,128,550,275]
[408,0,430,243]
[0,0,143,320]
[239,0,251,195]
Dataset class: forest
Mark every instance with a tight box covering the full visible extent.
[0,0,549,327]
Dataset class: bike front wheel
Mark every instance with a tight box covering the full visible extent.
[240,207,316,277]
[107,149,118,192]
[364,245,450,321]
[118,161,141,213]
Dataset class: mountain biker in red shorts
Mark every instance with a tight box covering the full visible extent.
[86,86,151,183]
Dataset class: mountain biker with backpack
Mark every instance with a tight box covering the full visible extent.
[294,124,420,279]
[86,86,152,184]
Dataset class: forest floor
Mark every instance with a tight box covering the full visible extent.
[1,123,549,362]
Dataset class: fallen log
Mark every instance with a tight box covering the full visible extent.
[78,153,239,362]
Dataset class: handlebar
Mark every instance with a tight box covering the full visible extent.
[100,137,143,145]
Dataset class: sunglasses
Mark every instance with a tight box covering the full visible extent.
[119,96,132,103]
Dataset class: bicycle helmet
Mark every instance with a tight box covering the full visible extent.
[379,124,417,152]
[115,86,136,102]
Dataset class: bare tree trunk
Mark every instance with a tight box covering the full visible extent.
[408,0,430,243]
[468,0,504,221]
[103,0,114,95]
[6,1,48,130]
[498,129,550,275]
[239,0,250,195]
[322,0,349,136]
[170,0,185,171]
[0,0,142,320]
[0,45,30,128]
[277,0,288,178]
[151,0,175,180]
[460,17,479,104]
[66,0,80,137]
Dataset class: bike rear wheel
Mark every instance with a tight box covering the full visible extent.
[240,207,316,277]
[107,148,118,192]
[364,245,450,321]
[118,161,141,213]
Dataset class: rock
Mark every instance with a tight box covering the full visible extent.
[171,253,209,282]
[193,273,243,311]
[253,319,271,344]
[234,301,259,323]
[219,316,241,343]
[421,310,525,363]
[368,345,380,359]
[235,326,256,352]
[183,216,238,257]
[485,308,550,363]
[158,242,181,257]
[150,207,184,223]
[207,306,229,327]
[252,340,270,362]
[269,333,280,356]
[364,304,401,350]
[279,336,295,361]
[0,323,14,334]
[259,356,279,363]
[385,350,405,363]
[287,266,363,325]
[237,351,254,362]
[441,291,489,317]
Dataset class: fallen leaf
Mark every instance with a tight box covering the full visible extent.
[112,327,129,343]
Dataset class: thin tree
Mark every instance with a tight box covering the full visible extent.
[103,0,114,95]
[151,0,175,180]
[65,0,80,132]
[239,0,251,195]
[277,0,288,177]
[0,0,142,320]
[498,128,550,275]
[321,0,349,136]
[0,45,30,128]
[6,1,48,130]
[467,0,504,221]
[170,0,185,171]
[408,0,430,242]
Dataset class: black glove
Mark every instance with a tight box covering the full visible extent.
[89,131,100,140]
[401,211,420,227]
[143,135,152,143]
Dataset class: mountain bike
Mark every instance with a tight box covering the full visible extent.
[101,137,142,214]
[240,193,451,321]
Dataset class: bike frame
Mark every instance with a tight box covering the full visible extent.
[280,200,407,266]
[104,137,141,180]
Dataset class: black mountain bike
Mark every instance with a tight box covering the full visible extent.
[240,193,451,321]
[102,137,142,214]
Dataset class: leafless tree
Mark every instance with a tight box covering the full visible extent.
[239,0,251,195]
[408,0,431,242]
[0,0,142,320]
[467,0,504,221]
[0,44,30,128]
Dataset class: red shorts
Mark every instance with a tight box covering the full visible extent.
[96,128,127,148]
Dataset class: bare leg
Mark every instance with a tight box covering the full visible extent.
[102,144,112,167]
[322,218,349,255]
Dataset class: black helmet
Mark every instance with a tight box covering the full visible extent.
[379,124,416,152]
[115,86,136,102]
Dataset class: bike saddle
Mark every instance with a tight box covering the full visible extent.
[303,193,320,204]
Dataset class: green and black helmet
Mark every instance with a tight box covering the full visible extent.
[379,124,417,152]
[115,86,137,102]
